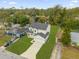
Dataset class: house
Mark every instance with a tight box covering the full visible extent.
[6,22,50,43]
[6,28,25,37]
[70,32,79,46]
[6,24,25,38]
[25,22,50,42]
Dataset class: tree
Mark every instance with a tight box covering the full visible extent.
[17,15,29,26]
[49,16,54,25]
[61,27,71,46]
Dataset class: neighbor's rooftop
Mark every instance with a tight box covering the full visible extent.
[71,32,79,43]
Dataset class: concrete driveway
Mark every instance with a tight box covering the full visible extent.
[21,39,44,59]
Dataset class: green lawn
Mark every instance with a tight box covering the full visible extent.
[6,36,32,55]
[36,25,58,59]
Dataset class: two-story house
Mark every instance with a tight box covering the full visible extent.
[25,22,50,43]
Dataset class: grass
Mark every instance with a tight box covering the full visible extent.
[6,36,32,55]
[0,35,11,46]
[36,25,58,59]
[0,29,11,46]
[62,47,79,59]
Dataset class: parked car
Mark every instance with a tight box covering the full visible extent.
[4,41,12,47]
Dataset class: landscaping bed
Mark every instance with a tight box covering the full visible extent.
[36,25,58,59]
[6,36,32,55]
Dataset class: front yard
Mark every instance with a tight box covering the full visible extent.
[6,36,32,55]
[62,47,79,59]
[36,25,58,59]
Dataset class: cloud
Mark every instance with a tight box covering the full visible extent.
[9,1,17,5]
[69,3,74,6]
[69,2,78,8]
[71,0,79,3]
[68,0,79,8]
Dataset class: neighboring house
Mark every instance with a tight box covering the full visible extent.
[70,32,79,46]
[6,24,25,38]
[6,28,25,37]
[25,22,50,43]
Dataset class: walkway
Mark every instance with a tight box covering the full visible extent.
[21,40,44,59]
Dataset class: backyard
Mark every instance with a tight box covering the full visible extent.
[0,30,11,46]
[62,47,79,59]
[36,25,58,59]
[6,36,32,55]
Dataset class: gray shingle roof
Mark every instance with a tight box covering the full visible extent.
[31,22,48,30]
[37,32,49,39]
[7,27,25,35]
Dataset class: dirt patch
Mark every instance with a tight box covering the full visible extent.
[61,46,79,59]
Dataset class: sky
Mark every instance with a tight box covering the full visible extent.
[0,0,79,9]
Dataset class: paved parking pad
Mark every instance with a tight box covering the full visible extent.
[21,40,44,59]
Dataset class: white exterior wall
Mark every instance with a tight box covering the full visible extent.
[27,33,34,38]
[34,35,45,43]
[47,24,51,32]
[37,30,47,34]
[29,27,47,34]
[29,24,50,35]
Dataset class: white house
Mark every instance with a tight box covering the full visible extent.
[70,32,79,46]
[25,22,50,42]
